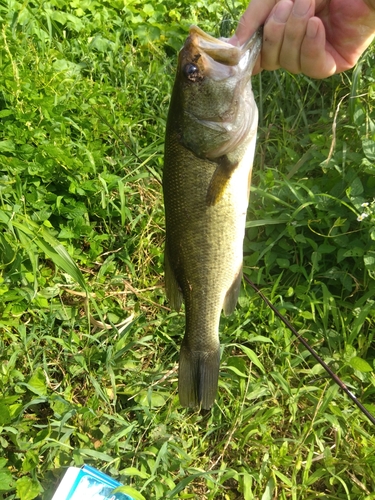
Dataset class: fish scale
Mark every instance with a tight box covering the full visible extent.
[163,26,262,409]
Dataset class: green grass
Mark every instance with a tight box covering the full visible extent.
[1,0,375,498]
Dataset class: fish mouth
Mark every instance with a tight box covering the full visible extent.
[186,25,262,74]
[188,25,242,66]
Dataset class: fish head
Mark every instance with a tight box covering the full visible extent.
[172,25,262,159]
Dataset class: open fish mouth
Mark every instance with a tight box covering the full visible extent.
[188,25,262,65]
[181,25,262,81]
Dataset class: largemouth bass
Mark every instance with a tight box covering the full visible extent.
[163,25,261,409]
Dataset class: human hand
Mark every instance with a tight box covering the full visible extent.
[230,0,375,78]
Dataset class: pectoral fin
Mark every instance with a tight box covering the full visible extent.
[206,155,238,206]
[164,247,183,311]
[223,266,242,315]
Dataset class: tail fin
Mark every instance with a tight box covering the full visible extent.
[178,341,220,409]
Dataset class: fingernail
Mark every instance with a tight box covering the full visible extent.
[293,0,311,17]
[273,1,293,23]
[306,19,318,38]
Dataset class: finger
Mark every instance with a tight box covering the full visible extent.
[300,17,336,78]
[230,0,278,46]
[278,0,315,73]
[261,0,294,71]
[251,56,263,76]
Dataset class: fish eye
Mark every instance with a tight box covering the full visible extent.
[183,63,200,81]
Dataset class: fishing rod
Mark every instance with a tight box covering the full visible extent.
[243,274,375,426]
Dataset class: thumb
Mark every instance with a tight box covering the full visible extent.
[230,0,277,45]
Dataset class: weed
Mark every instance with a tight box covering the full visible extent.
[0,0,375,498]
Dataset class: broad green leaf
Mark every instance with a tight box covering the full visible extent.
[137,391,166,408]
[77,448,114,461]
[242,471,254,500]
[0,140,15,152]
[349,356,373,373]
[362,138,375,160]
[123,467,150,479]
[299,310,314,319]
[270,371,292,396]
[343,247,364,258]
[28,368,47,396]
[276,258,290,268]
[348,177,364,196]
[246,386,269,400]
[0,109,13,117]
[364,403,375,415]
[307,467,328,486]
[113,486,146,500]
[364,252,375,270]
[246,218,289,228]
[0,402,11,425]
[22,451,39,472]
[273,470,292,487]
[349,301,374,343]
[0,210,10,224]
[0,470,14,491]
[261,477,275,500]
[248,335,273,344]
[226,365,248,378]
[226,356,248,377]
[318,243,336,254]
[319,385,339,414]
[238,345,265,374]
[16,477,42,500]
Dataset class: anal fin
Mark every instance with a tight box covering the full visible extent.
[164,247,183,311]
